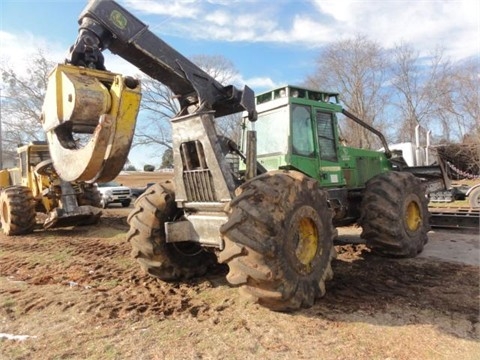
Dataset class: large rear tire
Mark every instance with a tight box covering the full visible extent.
[0,186,36,236]
[220,171,336,311]
[359,172,430,257]
[127,182,217,281]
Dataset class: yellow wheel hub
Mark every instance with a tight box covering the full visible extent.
[405,200,421,231]
[295,217,318,269]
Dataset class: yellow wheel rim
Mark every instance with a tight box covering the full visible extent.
[295,217,318,269]
[405,200,421,231]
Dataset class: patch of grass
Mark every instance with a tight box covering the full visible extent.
[30,248,75,267]
[102,344,121,359]
[89,227,125,239]
[52,248,74,263]
[2,297,15,309]
[96,279,121,288]
[111,257,134,270]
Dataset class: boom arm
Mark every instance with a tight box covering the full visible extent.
[42,0,256,184]
[68,0,256,120]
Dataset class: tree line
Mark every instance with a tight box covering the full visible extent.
[1,35,478,171]
[305,35,478,150]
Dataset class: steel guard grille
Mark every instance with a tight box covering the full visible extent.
[183,169,216,202]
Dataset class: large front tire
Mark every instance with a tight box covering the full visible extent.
[127,182,216,281]
[220,171,335,311]
[359,172,430,257]
[0,186,36,236]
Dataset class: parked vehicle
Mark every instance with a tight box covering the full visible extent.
[97,182,132,208]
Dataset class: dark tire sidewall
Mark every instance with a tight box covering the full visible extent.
[360,172,429,257]
[221,170,335,310]
[128,183,215,281]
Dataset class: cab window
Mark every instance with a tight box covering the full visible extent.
[291,105,314,157]
[316,111,337,162]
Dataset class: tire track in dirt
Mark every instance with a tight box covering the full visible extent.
[322,244,479,339]
[1,213,224,323]
[1,212,479,337]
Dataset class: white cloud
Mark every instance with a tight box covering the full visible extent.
[258,15,333,44]
[2,0,477,91]
[310,0,479,59]
[232,73,278,91]
[0,30,139,81]
[313,0,355,22]
[205,10,231,26]
[243,76,278,90]
[123,0,200,19]
[121,0,479,61]
[0,31,67,75]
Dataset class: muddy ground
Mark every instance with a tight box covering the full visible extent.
[0,172,479,359]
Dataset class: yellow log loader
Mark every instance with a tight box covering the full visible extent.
[0,142,102,235]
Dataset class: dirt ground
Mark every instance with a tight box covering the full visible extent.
[1,172,479,359]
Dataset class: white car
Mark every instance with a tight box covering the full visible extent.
[96,181,132,208]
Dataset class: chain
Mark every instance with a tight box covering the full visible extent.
[446,161,480,179]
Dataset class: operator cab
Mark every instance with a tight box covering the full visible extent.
[241,85,346,188]
[16,142,52,188]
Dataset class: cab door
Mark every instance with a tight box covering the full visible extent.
[315,110,345,187]
[290,104,318,178]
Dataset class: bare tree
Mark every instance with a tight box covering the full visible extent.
[434,58,480,175]
[190,54,238,85]
[133,76,178,150]
[191,54,243,142]
[1,50,54,164]
[437,58,479,141]
[390,43,454,142]
[305,34,390,148]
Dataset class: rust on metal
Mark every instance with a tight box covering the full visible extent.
[41,64,141,183]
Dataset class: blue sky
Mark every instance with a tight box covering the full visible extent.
[2,0,478,89]
[1,0,479,167]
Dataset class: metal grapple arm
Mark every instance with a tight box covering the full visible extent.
[42,0,256,184]
[68,0,256,120]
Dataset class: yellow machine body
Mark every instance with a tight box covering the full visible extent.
[0,143,102,235]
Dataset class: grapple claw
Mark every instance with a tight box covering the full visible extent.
[41,64,141,183]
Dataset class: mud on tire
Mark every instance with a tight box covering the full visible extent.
[219,170,336,311]
[0,186,36,236]
[127,181,217,281]
[359,171,430,257]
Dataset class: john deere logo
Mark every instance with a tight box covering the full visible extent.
[110,10,127,29]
